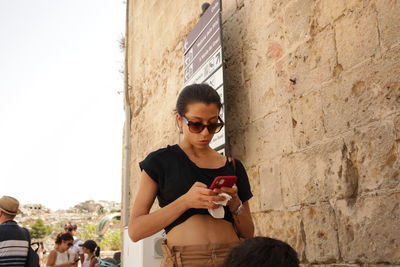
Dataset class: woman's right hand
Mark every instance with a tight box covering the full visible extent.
[181,182,225,209]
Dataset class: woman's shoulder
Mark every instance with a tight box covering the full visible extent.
[145,144,179,160]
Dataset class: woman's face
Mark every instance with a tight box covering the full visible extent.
[61,240,73,252]
[177,102,221,148]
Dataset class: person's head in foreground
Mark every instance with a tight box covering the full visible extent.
[221,236,300,267]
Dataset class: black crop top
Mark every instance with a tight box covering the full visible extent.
[139,144,253,233]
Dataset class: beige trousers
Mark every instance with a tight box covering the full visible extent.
[160,241,240,267]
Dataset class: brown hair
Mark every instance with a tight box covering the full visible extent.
[175,84,222,116]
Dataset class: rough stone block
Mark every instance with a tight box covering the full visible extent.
[284,0,315,46]
[280,137,366,207]
[316,0,347,29]
[222,0,237,23]
[252,210,305,261]
[243,0,290,31]
[335,193,400,263]
[274,27,336,106]
[246,165,261,213]
[376,0,400,50]
[301,204,340,263]
[290,90,325,148]
[335,4,380,70]
[242,17,286,73]
[259,157,284,211]
[244,106,294,166]
[321,45,400,137]
[343,121,400,193]
[223,8,245,62]
[248,66,278,120]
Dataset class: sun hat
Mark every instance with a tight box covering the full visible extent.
[0,195,20,216]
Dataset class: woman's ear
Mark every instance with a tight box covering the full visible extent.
[175,113,182,127]
[175,113,183,133]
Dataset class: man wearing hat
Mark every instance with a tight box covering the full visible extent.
[0,195,36,267]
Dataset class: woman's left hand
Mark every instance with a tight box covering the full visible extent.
[213,185,241,211]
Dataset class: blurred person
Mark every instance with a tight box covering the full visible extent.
[0,195,39,267]
[79,240,99,267]
[221,236,300,267]
[64,223,84,264]
[46,233,77,267]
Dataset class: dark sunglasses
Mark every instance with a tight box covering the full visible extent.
[182,116,224,134]
[67,242,73,247]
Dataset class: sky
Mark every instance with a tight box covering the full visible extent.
[0,0,126,211]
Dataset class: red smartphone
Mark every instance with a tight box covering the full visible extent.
[210,176,237,189]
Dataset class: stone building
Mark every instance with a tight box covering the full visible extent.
[121,0,400,266]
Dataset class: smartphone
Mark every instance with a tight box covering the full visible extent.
[209,176,237,189]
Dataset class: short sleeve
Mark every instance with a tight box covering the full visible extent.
[235,159,253,203]
[139,151,164,184]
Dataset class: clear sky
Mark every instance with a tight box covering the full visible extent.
[0,0,126,210]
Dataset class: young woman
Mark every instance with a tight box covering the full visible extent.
[128,84,254,266]
[46,233,77,267]
[80,240,99,267]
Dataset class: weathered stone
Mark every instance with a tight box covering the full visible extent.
[222,0,237,23]
[246,165,261,213]
[252,210,305,261]
[242,17,286,72]
[274,27,336,106]
[243,0,290,30]
[335,193,400,263]
[279,137,371,207]
[284,0,315,46]
[335,4,380,70]
[244,106,294,166]
[316,1,347,29]
[248,66,278,120]
[343,121,400,193]
[376,0,400,51]
[290,90,325,148]
[259,157,284,211]
[321,45,400,137]
[301,204,340,263]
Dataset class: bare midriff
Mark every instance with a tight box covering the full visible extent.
[166,214,240,248]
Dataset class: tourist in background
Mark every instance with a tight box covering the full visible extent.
[46,233,77,267]
[79,240,99,267]
[0,195,39,267]
[221,236,300,267]
[129,84,254,266]
[64,223,84,265]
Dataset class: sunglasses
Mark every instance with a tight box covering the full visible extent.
[67,242,73,247]
[182,116,224,134]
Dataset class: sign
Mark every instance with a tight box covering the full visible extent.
[183,0,225,151]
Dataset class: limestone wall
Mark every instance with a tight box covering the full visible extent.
[125,0,400,265]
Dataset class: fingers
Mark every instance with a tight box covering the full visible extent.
[193,181,207,188]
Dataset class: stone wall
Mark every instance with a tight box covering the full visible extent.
[125,0,400,265]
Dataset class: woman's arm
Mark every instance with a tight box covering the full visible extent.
[230,201,254,238]
[89,257,98,267]
[128,170,224,242]
[219,185,254,239]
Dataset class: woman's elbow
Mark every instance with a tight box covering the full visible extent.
[128,220,143,242]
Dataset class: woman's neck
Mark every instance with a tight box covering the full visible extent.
[179,140,213,157]
[55,246,65,253]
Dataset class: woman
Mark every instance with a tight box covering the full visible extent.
[129,84,254,266]
[80,240,99,267]
[46,233,77,267]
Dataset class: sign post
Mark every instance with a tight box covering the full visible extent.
[183,0,226,153]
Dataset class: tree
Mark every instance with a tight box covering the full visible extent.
[30,219,52,239]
